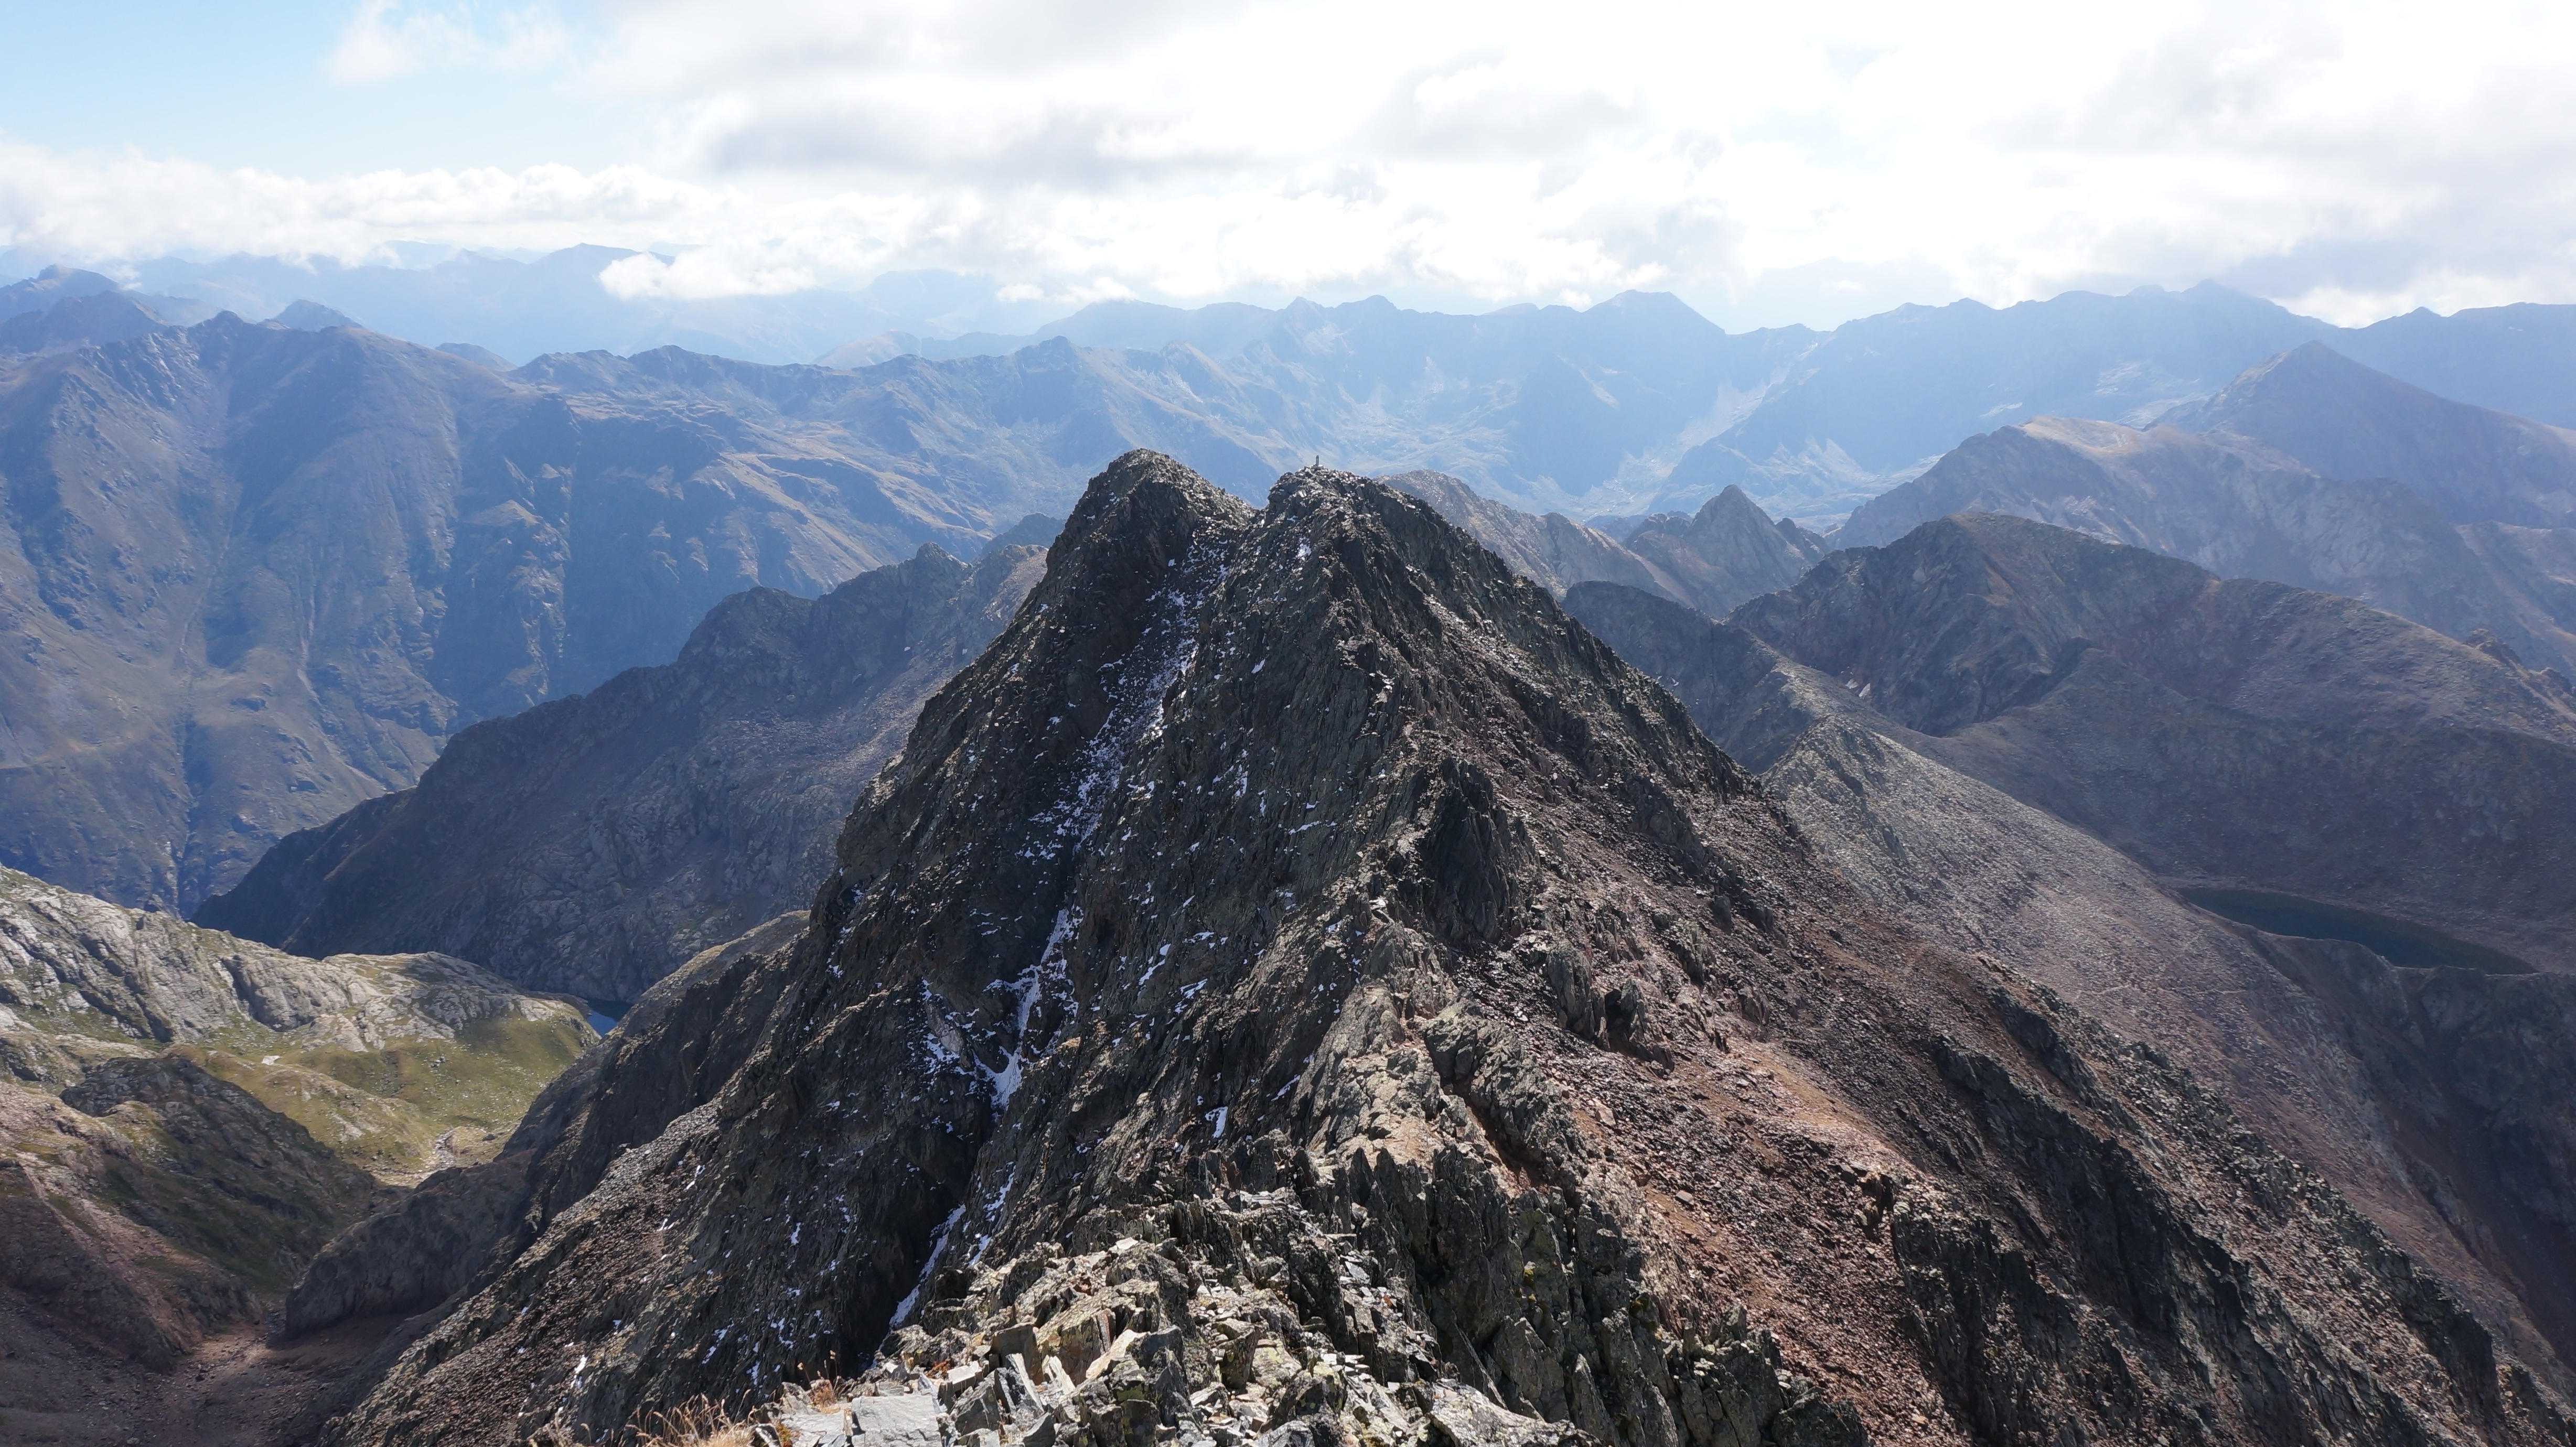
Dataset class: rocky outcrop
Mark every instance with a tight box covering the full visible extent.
[309,455,2565,1446]
[197,543,1047,1002]
[1,863,594,1177]
[0,863,596,1383]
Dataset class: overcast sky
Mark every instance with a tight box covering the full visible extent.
[3,0,2572,328]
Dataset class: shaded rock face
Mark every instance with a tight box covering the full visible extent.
[197,542,1048,1002]
[0,315,995,912]
[317,455,2561,1447]
[1565,579,2576,1398]
[2250,937,2576,1363]
[1727,514,2576,971]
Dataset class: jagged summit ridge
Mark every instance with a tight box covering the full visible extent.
[323,452,2570,1447]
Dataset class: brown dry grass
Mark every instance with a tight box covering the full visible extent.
[623,1379,840,1447]
[628,1397,759,1447]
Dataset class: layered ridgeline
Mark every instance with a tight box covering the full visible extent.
[302,455,2567,1446]
[1565,579,2576,1405]
[1838,344,2576,672]
[199,540,1051,1005]
[0,266,211,358]
[865,281,2576,521]
[0,308,1211,911]
[0,866,592,1373]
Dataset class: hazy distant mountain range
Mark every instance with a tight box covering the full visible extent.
[0,247,1065,371]
[14,248,2576,522]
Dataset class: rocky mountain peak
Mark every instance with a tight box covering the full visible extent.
[322,453,2570,1447]
[1624,485,1829,618]
[2168,341,2576,529]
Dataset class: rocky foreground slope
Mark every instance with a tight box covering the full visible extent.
[198,541,1048,1004]
[300,455,2570,1446]
[0,866,592,1374]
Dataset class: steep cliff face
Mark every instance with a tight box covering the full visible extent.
[313,456,2566,1447]
[0,865,593,1368]
[1566,579,2576,1400]
[1727,515,2576,972]
[197,543,1047,1003]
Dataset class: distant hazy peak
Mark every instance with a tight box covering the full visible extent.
[273,298,363,331]
[982,512,1066,554]
[0,264,125,319]
[1740,510,2576,744]
[1377,467,1684,604]
[435,340,514,370]
[2165,340,2576,529]
[1621,483,1830,617]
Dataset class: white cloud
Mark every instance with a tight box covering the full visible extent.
[327,1,568,85]
[12,0,2576,327]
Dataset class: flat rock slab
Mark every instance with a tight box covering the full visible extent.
[782,1391,944,1447]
